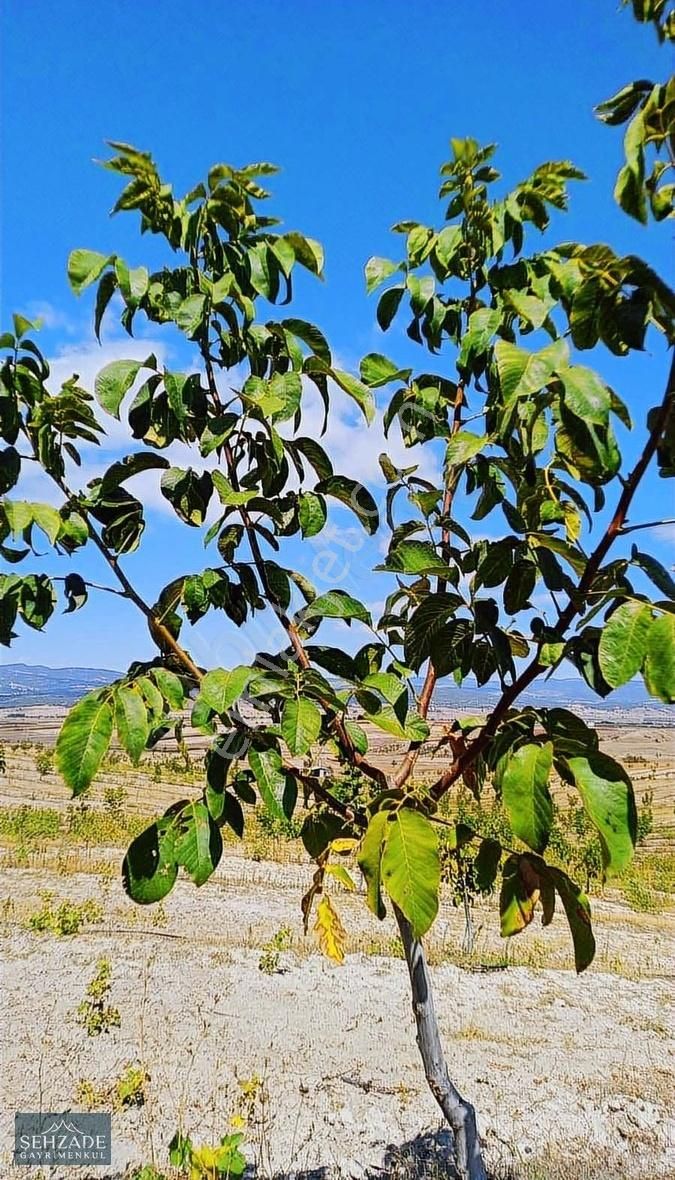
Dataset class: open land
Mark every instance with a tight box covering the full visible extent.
[0,708,673,1180]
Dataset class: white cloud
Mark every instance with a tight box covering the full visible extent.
[653,522,675,548]
[290,380,442,488]
[13,327,448,542]
[24,301,79,336]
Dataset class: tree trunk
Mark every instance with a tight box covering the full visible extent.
[394,905,487,1180]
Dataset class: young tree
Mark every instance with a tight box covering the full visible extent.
[1,5,672,1177]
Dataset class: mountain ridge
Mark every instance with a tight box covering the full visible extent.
[0,661,667,714]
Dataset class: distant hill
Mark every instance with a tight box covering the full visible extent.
[0,664,121,708]
[427,676,663,713]
[0,661,669,719]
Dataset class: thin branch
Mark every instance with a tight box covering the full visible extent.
[52,577,127,598]
[428,350,674,803]
[18,425,203,686]
[290,769,361,825]
[619,517,675,534]
[199,342,388,793]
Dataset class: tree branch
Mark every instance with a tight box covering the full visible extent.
[199,341,388,794]
[394,381,465,788]
[19,424,204,686]
[429,349,674,803]
[619,516,675,534]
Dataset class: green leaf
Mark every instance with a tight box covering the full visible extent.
[212,470,256,507]
[94,359,143,418]
[559,366,611,426]
[445,432,488,466]
[175,294,206,335]
[563,752,637,875]
[362,671,407,708]
[248,747,292,821]
[360,353,409,388]
[3,500,33,535]
[503,560,537,615]
[160,467,213,526]
[595,80,652,126]
[152,667,185,710]
[494,338,566,403]
[598,601,653,688]
[281,697,321,756]
[377,285,405,330]
[404,592,462,670]
[115,683,149,764]
[548,866,595,973]
[0,447,20,495]
[56,692,114,795]
[357,810,389,919]
[200,666,252,714]
[631,549,675,601]
[499,854,540,937]
[303,589,371,625]
[298,491,326,538]
[301,810,348,859]
[500,742,553,854]
[344,718,368,754]
[381,809,440,938]
[615,160,647,225]
[382,540,449,576]
[174,799,223,886]
[100,452,170,490]
[315,476,379,534]
[363,703,429,742]
[281,318,332,365]
[434,224,462,270]
[458,307,501,370]
[94,271,117,340]
[643,612,675,703]
[330,370,376,425]
[284,232,324,276]
[68,249,113,294]
[30,503,62,546]
[293,436,334,481]
[474,838,502,893]
[365,256,399,295]
[122,816,178,905]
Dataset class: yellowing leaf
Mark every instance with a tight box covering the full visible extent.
[314,895,346,964]
[331,837,358,854]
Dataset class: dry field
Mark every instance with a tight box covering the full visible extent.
[0,711,673,1180]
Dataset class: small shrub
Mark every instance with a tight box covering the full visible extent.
[74,1078,107,1111]
[258,925,292,974]
[76,958,121,1035]
[169,1129,246,1179]
[102,786,127,818]
[621,876,660,913]
[27,891,104,937]
[114,1061,149,1109]
[255,804,302,841]
[35,748,53,777]
[0,805,62,846]
[636,790,654,844]
[151,902,168,928]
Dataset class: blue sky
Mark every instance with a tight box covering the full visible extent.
[1,0,672,673]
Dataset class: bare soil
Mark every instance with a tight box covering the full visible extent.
[1,855,674,1180]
